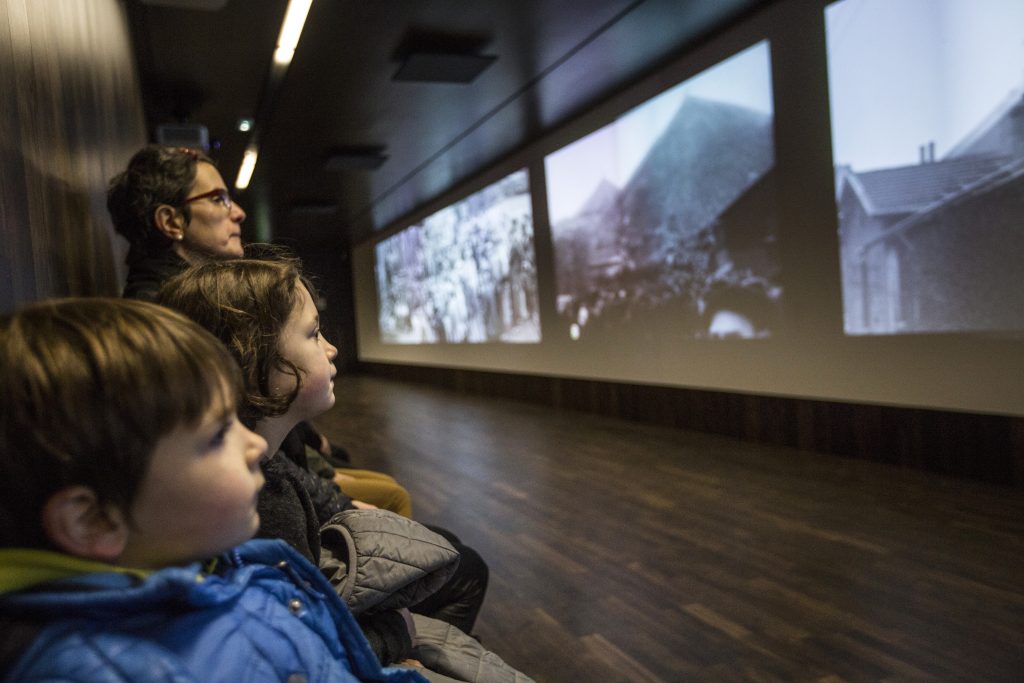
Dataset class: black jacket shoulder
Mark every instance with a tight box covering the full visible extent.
[123,249,189,301]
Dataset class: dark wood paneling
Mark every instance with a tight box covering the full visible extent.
[357,361,1024,486]
[0,0,146,312]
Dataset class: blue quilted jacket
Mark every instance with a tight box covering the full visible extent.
[0,539,428,683]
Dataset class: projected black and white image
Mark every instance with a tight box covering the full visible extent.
[545,41,781,343]
[827,0,1024,335]
[375,169,540,344]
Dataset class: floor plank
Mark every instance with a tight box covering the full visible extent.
[315,375,1024,682]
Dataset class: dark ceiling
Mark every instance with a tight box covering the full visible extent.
[127,0,768,247]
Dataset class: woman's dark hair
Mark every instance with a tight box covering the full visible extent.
[107,145,215,252]
[156,247,317,427]
[0,298,243,548]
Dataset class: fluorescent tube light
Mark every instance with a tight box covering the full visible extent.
[235,146,259,190]
[274,0,312,65]
[273,46,295,65]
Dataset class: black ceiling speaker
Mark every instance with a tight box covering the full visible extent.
[392,28,496,84]
[393,52,497,83]
[323,146,389,172]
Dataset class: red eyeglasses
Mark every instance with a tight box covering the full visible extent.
[181,188,232,211]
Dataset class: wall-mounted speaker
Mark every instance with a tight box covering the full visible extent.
[155,123,210,151]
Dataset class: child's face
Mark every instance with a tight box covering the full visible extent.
[270,282,338,422]
[118,393,267,568]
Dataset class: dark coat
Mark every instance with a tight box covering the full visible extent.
[122,247,189,301]
[257,451,419,665]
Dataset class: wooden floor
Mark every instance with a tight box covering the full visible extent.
[315,375,1024,682]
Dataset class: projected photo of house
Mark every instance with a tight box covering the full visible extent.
[827,0,1024,336]
[544,41,781,343]
[375,169,539,344]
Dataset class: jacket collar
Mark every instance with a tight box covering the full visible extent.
[0,548,150,595]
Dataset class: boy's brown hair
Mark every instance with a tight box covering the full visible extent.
[0,298,242,549]
[156,252,316,427]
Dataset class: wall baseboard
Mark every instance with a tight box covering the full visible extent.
[356,361,1024,487]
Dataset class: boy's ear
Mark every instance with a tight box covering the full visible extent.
[153,205,186,241]
[41,486,129,562]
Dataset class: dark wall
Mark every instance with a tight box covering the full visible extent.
[292,237,360,373]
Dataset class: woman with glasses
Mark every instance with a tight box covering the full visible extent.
[108,145,246,300]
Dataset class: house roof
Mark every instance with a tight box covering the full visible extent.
[840,155,1009,216]
[857,155,1024,252]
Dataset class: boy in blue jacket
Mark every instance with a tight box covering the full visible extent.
[0,298,428,683]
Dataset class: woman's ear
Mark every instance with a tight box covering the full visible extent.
[153,204,186,242]
[41,486,129,562]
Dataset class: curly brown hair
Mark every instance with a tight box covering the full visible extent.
[156,249,318,428]
[107,144,215,253]
[0,298,243,549]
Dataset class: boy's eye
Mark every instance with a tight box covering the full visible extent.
[208,421,232,449]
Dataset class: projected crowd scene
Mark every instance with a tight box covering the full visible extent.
[545,41,782,343]
[375,169,540,344]
[827,0,1024,336]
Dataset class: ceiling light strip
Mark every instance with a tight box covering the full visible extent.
[274,0,313,65]
[242,0,313,190]
[235,145,259,190]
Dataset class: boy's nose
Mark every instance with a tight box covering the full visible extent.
[321,334,338,360]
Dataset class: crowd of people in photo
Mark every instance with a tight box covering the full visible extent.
[0,145,534,683]
[376,171,540,345]
[555,217,782,343]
